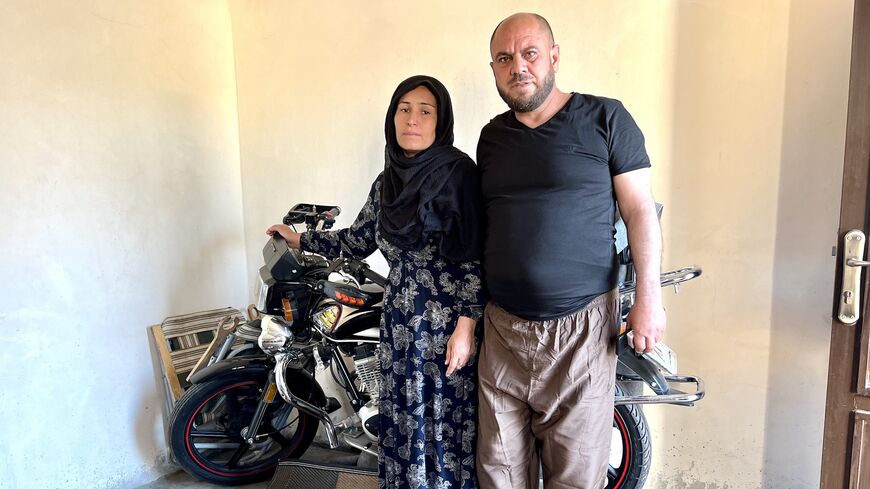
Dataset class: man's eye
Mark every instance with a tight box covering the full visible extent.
[525,51,537,59]
[497,56,509,63]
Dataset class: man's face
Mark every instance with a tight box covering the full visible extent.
[490,17,558,113]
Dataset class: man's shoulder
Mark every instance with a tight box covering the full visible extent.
[568,92,626,113]
[481,109,513,132]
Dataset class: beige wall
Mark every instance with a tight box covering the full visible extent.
[229,1,852,488]
[658,0,851,487]
[0,1,246,487]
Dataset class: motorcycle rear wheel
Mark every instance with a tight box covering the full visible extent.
[169,370,318,485]
[607,385,652,489]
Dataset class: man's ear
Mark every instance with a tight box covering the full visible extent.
[551,44,561,72]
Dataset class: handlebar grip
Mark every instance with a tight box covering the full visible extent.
[340,257,386,287]
[322,207,341,219]
[313,207,341,231]
[361,267,387,288]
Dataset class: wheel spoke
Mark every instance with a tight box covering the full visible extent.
[268,428,289,446]
[189,430,243,439]
[607,464,619,481]
[227,441,251,469]
[193,441,243,450]
[267,414,299,446]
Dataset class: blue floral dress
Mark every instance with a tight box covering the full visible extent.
[301,176,484,489]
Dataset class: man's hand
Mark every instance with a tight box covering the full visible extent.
[626,298,666,354]
[445,316,476,376]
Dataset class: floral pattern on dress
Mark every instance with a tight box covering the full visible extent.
[301,176,483,489]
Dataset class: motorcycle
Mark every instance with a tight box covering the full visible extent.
[168,204,385,484]
[167,202,705,488]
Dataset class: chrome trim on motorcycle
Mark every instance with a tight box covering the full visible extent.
[619,266,702,295]
[615,374,706,406]
[343,431,378,456]
[274,352,341,448]
[322,337,379,345]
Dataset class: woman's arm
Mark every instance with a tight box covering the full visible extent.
[445,259,484,376]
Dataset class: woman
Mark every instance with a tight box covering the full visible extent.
[267,75,483,489]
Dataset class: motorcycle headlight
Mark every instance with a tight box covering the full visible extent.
[312,305,341,333]
[258,316,293,354]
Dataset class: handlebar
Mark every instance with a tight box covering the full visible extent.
[283,203,341,230]
[328,256,387,288]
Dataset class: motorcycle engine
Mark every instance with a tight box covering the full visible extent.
[353,345,380,441]
[358,401,379,441]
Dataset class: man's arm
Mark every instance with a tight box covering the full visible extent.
[613,167,666,353]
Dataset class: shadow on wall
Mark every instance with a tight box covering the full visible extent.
[133,104,248,476]
[762,1,850,488]
[660,1,850,488]
[661,2,738,487]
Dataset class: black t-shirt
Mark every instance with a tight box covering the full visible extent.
[477,93,650,320]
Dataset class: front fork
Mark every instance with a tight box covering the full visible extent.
[243,370,280,445]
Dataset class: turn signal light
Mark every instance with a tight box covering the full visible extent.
[281,298,295,322]
[335,292,365,307]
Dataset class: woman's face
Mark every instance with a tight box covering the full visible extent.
[393,86,437,157]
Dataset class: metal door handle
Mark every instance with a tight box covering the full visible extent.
[839,229,867,325]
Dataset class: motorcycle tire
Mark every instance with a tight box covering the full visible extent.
[169,369,319,486]
[607,385,652,489]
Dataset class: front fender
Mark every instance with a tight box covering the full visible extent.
[189,354,328,409]
[187,354,272,384]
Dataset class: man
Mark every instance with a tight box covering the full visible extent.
[476,13,666,489]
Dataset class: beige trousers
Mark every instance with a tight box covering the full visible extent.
[476,290,619,489]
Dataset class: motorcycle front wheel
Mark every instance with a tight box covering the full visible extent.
[169,369,318,485]
[607,385,652,489]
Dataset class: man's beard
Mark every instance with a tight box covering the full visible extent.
[497,69,555,113]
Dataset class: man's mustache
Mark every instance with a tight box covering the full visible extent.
[510,74,535,84]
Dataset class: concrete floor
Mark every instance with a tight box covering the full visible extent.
[137,443,372,489]
[136,470,269,489]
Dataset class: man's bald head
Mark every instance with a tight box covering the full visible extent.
[490,13,555,50]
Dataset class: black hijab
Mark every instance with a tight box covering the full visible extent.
[378,75,483,262]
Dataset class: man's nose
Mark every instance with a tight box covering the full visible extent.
[510,57,527,76]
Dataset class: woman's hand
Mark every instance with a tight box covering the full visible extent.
[445,316,477,377]
[266,224,302,249]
